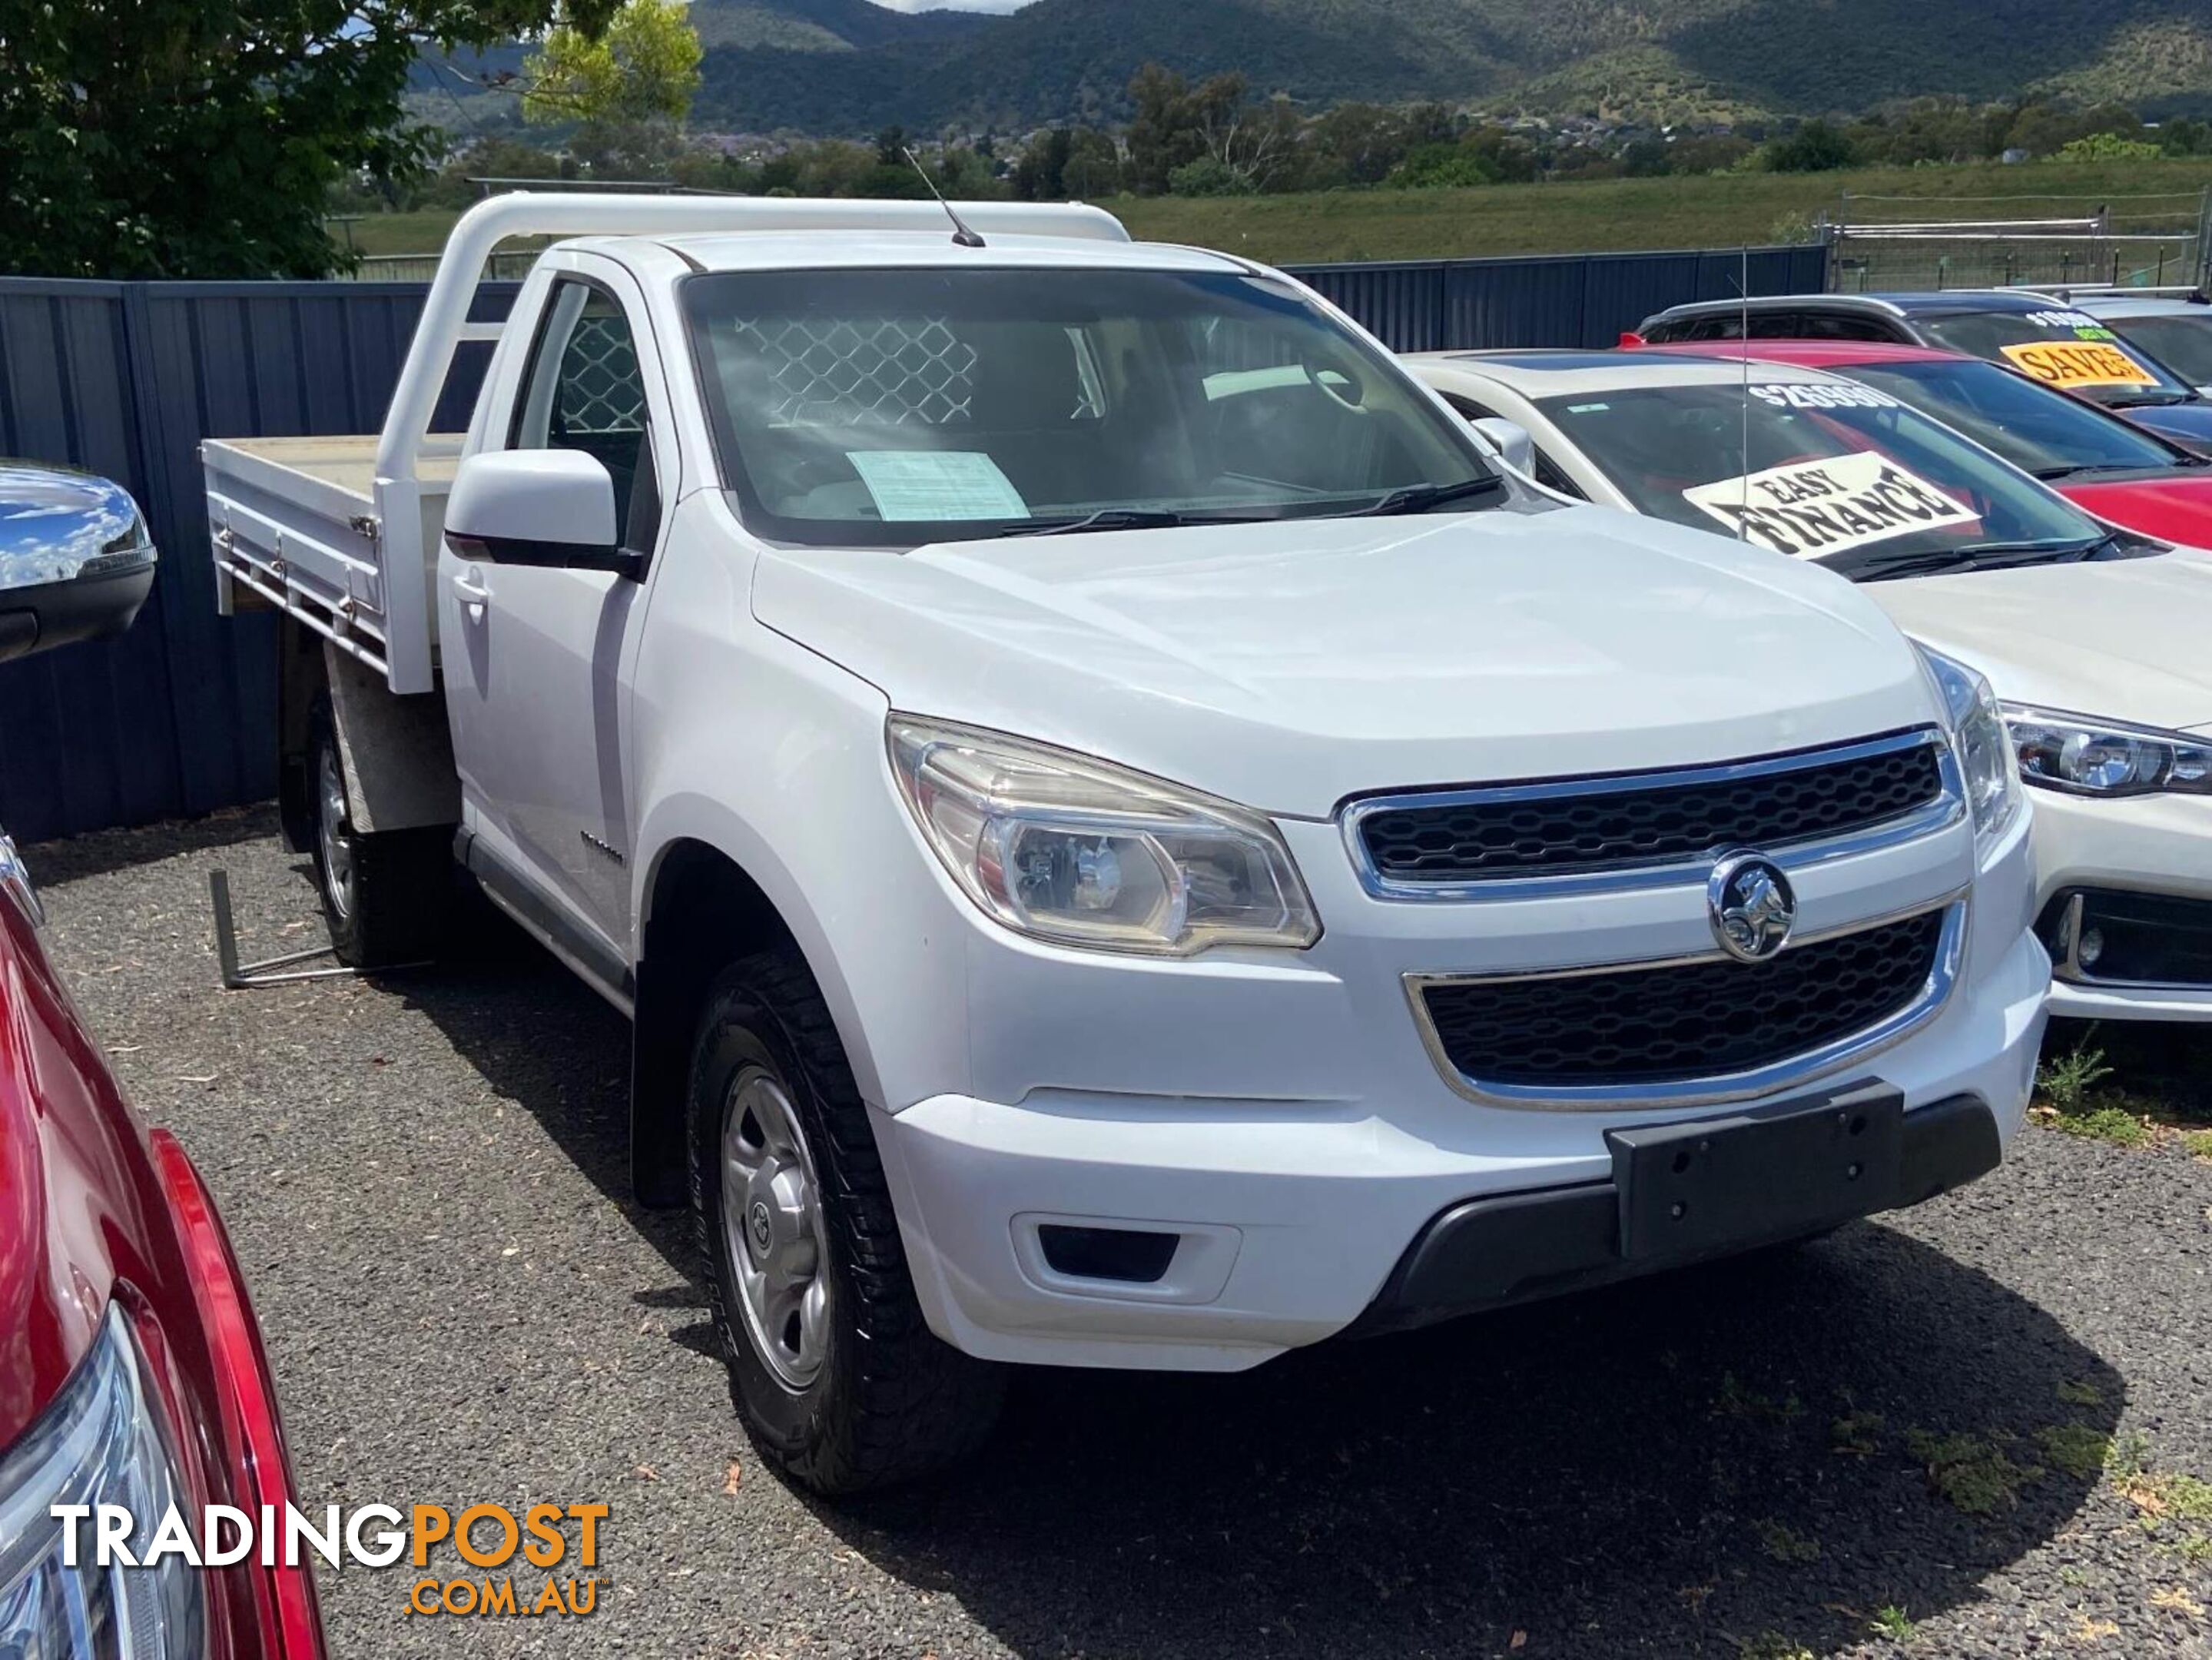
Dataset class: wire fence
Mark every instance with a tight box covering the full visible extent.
[1823,188,2210,294]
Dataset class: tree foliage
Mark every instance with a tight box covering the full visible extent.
[0,0,628,278]
[523,0,699,128]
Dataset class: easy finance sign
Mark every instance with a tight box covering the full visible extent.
[1683,452,1979,559]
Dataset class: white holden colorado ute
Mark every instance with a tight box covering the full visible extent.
[202,195,2051,1493]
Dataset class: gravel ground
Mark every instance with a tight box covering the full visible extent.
[28,808,2212,1660]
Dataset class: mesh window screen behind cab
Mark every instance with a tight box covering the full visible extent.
[708,315,1108,429]
[558,312,646,434]
[716,315,981,427]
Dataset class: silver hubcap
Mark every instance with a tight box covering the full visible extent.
[316,743,356,921]
[720,1067,830,1392]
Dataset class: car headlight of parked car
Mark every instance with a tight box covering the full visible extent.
[1915,645,2025,856]
[0,1304,204,1658]
[888,715,1321,955]
[2005,708,2212,798]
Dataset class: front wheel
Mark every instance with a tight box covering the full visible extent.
[689,946,1004,1494]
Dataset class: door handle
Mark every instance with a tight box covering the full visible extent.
[452,567,491,616]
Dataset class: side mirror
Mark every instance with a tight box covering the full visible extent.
[446,450,637,579]
[0,463,158,663]
[1470,417,1537,477]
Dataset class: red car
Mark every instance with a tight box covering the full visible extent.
[0,463,323,1658]
[1636,340,2212,549]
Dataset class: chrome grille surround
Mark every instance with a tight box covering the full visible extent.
[1341,728,1962,902]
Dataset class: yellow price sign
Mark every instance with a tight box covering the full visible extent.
[1998,339,2159,390]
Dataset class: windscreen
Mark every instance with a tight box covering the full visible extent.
[682,267,1495,546]
[1537,378,2108,577]
[1842,357,2187,477]
[2105,314,2212,389]
[1915,307,2191,407]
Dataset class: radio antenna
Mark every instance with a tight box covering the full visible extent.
[1733,244,1752,542]
[902,147,987,248]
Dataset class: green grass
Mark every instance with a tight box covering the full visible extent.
[1870,1605,1917,1643]
[330,210,477,259]
[330,156,2212,267]
[2036,1423,2115,1480]
[1754,1519,1821,1564]
[1832,1410,1886,1458]
[2036,1046,2114,1115]
[1731,1635,1814,1660]
[1905,1429,2042,1516]
[2053,1106,2154,1148]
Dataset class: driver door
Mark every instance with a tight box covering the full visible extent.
[440,266,670,961]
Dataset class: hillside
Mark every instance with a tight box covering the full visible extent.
[342,155,2212,268]
[688,0,2212,134]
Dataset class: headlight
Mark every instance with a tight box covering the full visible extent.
[2005,707,2211,798]
[1915,645,2024,854]
[0,1305,204,1658]
[887,715,1321,955]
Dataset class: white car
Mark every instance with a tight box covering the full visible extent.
[2069,294,2212,399]
[200,196,2048,1493]
[1411,347,2212,1023]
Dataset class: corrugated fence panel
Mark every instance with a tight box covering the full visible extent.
[1286,261,1449,351]
[0,281,182,842]
[0,251,1822,844]
[1578,251,1705,347]
[0,277,517,843]
[1442,254,1590,349]
[1291,243,1827,354]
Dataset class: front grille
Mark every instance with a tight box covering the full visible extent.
[1419,910,1946,1091]
[1356,735,1945,886]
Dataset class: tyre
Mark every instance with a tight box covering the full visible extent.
[689,945,1005,1494]
[305,699,450,969]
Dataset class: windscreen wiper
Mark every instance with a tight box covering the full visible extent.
[1328,476,1505,518]
[1855,536,2116,582]
[997,508,1212,538]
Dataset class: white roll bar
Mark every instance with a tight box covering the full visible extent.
[373,192,1130,484]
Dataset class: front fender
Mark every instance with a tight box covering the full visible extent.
[628,622,976,1117]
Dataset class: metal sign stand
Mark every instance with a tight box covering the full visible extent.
[207,868,420,989]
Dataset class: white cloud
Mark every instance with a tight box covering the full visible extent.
[869,0,1033,12]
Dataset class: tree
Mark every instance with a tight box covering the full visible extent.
[1060,130,1125,198]
[2052,132,2164,163]
[523,0,701,128]
[0,0,619,278]
[1167,157,1251,198]
[1125,64,1216,195]
[1013,128,1076,201]
[1387,142,1497,190]
[1760,121,1859,173]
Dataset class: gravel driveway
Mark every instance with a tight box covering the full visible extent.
[29,809,2212,1659]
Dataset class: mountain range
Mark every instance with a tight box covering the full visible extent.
[685,0,2212,134]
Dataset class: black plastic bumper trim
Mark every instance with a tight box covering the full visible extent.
[1347,1089,2000,1339]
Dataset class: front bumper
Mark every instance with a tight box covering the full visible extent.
[871,911,2048,1371]
[2027,785,2212,1022]
[1349,1090,2000,1337]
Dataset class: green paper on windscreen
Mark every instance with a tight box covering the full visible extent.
[848,450,1030,522]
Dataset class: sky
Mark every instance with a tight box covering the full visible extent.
[868,0,1035,11]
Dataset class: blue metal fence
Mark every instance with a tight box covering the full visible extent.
[0,242,1826,844]
[1286,243,1829,351]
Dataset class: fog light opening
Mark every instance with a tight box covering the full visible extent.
[1036,1224,1179,1284]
